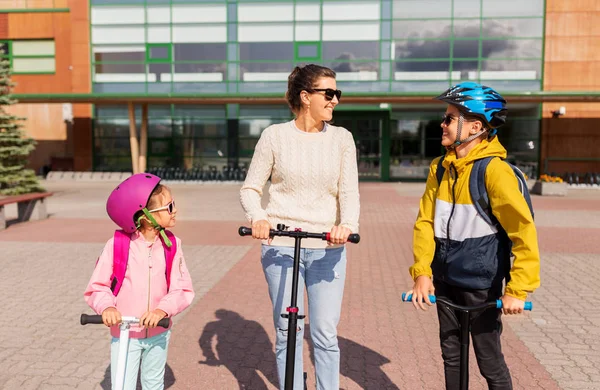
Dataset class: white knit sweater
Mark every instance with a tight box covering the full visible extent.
[240,120,360,248]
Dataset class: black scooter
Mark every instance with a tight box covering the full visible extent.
[239,224,360,390]
[402,293,532,390]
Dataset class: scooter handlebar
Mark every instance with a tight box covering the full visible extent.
[238,226,360,244]
[80,314,170,328]
[401,293,532,311]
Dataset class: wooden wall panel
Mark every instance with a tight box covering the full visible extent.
[545,12,600,37]
[7,103,66,140]
[0,14,7,39]
[545,37,600,62]
[544,62,600,89]
[7,13,53,37]
[546,0,600,12]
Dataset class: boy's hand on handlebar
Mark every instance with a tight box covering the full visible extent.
[140,309,167,329]
[101,307,122,327]
[328,225,351,245]
[252,220,272,244]
[405,276,435,311]
[500,295,525,315]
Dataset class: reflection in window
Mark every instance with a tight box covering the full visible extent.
[322,41,379,60]
[452,40,479,58]
[481,19,544,38]
[174,43,227,61]
[240,62,293,81]
[392,0,451,18]
[452,19,481,38]
[453,0,481,17]
[482,39,542,59]
[393,20,451,39]
[482,0,544,17]
[94,50,145,62]
[395,41,451,62]
[239,42,294,61]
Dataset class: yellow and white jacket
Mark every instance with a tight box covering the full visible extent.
[410,137,540,300]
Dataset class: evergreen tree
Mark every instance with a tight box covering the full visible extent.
[0,50,44,195]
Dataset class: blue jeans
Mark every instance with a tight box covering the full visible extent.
[110,330,171,390]
[261,245,347,390]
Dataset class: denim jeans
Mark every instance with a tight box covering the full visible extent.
[110,330,171,390]
[261,245,347,390]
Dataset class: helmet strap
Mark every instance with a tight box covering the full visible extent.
[448,113,488,150]
[136,208,173,248]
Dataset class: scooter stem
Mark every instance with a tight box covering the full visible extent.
[284,236,303,390]
[114,322,131,390]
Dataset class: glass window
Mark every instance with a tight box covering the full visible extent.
[147,6,171,23]
[453,0,481,17]
[174,105,226,118]
[238,3,294,22]
[174,43,227,61]
[482,0,544,17]
[91,6,145,25]
[172,4,227,23]
[393,20,452,40]
[240,42,294,61]
[172,25,227,43]
[147,27,171,44]
[95,63,145,74]
[452,39,479,58]
[92,26,145,44]
[481,19,544,38]
[453,19,481,39]
[322,41,379,61]
[295,3,320,21]
[295,23,320,41]
[148,45,171,62]
[482,39,542,59]
[148,63,171,82]
[395,40,451,60]
[12,41,55,56]
[322,22,380,41]
[13,58,55,73]
[94,50,145,62]
[297,43,320,60]
[393,0,451,18]
[395,59,450,73]
[238,24,294,42]
[322,1,380,21]
[174,120,227,137]
[240,62,292,81]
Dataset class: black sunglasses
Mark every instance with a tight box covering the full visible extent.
[441,114,455,126]
[310,88,342,101]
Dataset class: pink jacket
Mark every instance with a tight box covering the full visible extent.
[84,231,195,339]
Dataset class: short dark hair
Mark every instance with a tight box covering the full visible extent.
[285,64,336,114]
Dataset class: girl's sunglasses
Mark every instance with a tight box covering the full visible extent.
[311,88,342,101]
[148,199,175,214]
[441,114,455,126]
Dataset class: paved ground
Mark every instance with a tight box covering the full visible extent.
[0,180,598,389]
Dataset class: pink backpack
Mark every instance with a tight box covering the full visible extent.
[110,230,177,296]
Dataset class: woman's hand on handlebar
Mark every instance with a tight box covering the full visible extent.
[328,225,352,245]
[405,276,435,311]
[101,307,122,327]
[252,220,272,244]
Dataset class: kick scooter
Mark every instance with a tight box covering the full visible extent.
[239,224,360,390]
[402,293,532,390]
[80,313,170,390]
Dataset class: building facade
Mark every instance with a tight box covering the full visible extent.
[2,0,599,181]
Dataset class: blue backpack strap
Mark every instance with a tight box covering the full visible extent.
[435,154,446,186]
[469,157,496,226]
[508,163,535,220]
[162,230,177,292]
[111,230,130,296]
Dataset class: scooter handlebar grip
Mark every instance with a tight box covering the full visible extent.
[324,233,361,244]
[401,293,436,304]
[80,314,103,325]
[238,226,252,236]
[158,318,170,328]
[348,234,360,244]
[495,300,533,311]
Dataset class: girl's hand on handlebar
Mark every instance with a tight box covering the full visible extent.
[500,295,525,315]
[328,225,351,245]
[140,309,167,329]
[101,307,122,327]
[405,276,435,311]
[251,220,272,244]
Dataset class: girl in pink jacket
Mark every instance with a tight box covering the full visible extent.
[84,173,194,390]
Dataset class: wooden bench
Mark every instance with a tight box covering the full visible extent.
[0,192,53,230]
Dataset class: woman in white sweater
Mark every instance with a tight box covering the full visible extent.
[240,64,360,390]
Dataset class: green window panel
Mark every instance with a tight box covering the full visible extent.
[295,42,321,62]
[146,43,172,63]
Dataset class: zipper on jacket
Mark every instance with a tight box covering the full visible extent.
[444,163,458,260]
[146,245,152,339]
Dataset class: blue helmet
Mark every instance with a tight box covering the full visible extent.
[435,82,508,130]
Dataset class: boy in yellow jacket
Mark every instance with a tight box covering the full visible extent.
[405,82,540,390]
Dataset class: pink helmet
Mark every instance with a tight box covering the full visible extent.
[106,173,161,233]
